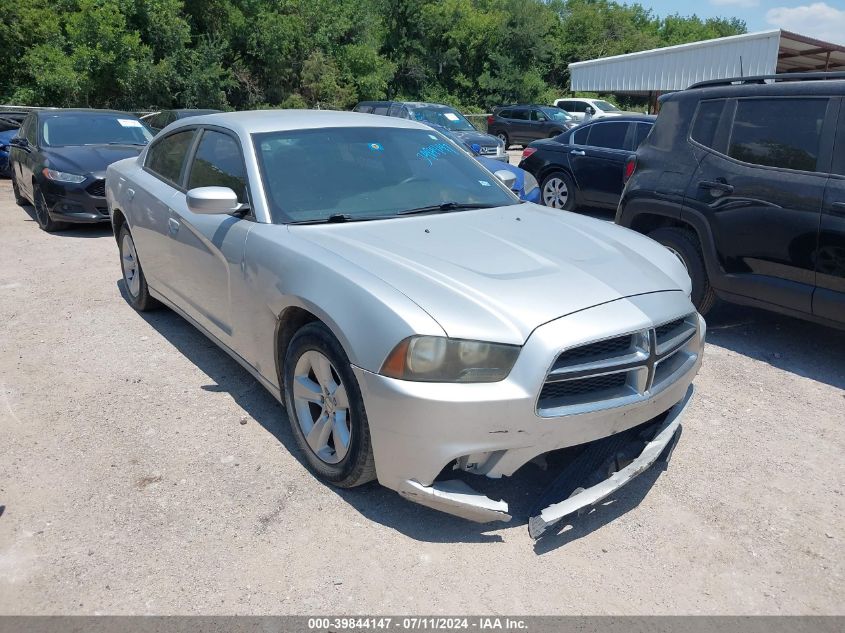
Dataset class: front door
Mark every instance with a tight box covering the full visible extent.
[165,128,253,347]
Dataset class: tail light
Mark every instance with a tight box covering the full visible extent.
[522,147,537,161]
[623,155,637,183]
[487,115,495,125]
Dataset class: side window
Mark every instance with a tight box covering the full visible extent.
[145,129,196,186]
[586,122,628,150]
[187,130,248,203]
[633,122,652,148]
[499,109,513,119]
[354,104,372,113]
[570,102,586,113]
[728,98,828,172]
[690,99,725,149]
[147,114,164,130]
[388,104,403,117]
[510,109,529,121]
[530,110,547,122]
[372,104,389,116]
[558,101,572,112]
[21,115,36,143]
[572,125,589,145]
[399,107,411,119]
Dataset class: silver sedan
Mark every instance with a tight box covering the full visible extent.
[106,110,704,537]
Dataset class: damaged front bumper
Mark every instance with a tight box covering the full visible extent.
[395,385,691,535]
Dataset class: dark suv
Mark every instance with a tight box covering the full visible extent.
[617,72,845,329]
[487,105,576,148]
[353,100,507,161]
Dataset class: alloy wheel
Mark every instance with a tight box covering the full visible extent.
[542,177,569,209]
[292,350,351,465]
[121,232,141,298]
[34,188,50,227]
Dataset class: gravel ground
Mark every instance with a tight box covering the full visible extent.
[0,177,842,615]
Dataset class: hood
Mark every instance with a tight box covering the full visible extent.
[291,204,692,345]
[451,130,500,148]
[45,144,145,179]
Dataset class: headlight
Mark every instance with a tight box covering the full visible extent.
[381,336,520,383]
[523,172,539,195]
[42,168,86,183]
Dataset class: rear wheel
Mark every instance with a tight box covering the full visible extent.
[284,322,376,488]
[33,184,69,232]
[541,171,576,211]
[119,225,159,311]
[648,227,717,316]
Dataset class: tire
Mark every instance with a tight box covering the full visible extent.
[494,131,509,148]
[283,322,376,488]
[118,224,159,311]
[11,173,26,206]
[648,227,717,316]
[33,184,69,232]
[541,170,576,211]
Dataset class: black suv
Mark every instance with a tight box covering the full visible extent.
[617,72,845,329]
[353,100,507,161]
[487,105,576,148]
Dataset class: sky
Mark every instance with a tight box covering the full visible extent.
[634,0,845,45]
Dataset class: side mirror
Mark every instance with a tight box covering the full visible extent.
[470,143,481,155]
[494,169,517,190]
[186,186,242,215]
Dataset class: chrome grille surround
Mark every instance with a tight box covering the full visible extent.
[537,313,701,417]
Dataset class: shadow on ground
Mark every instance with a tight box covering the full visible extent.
[705,302,845,390]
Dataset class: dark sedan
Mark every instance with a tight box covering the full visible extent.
[9,109,153,231]
[519,114,654,211]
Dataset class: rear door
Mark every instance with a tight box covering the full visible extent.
[508,108,531,143]
[568,120,631,206]
[816,98,845,323]
[165,127,254,348]
[686,96,832,314]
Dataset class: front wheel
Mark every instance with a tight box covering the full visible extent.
[119,225,159,311]
[541,171,576,211]
[11,173,26,206]
[648,227,717,316]
[495,131,509,148]
[33,184,69,232]
[284,322,376,488]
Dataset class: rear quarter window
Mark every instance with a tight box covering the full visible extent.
[690,99,726,149]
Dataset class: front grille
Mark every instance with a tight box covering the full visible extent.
[87,179,106,197]
[537,313,699,416]
[478,146,498,155]
[553,334,633,369]
[540,372,628,403]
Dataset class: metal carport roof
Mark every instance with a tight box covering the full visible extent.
[569,29,845,94]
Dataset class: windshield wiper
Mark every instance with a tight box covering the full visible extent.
[396,202,497,216]
[288,213,385,225]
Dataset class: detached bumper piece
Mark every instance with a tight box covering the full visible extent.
[527,386,691,540]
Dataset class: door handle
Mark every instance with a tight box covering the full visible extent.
[168,217,180,234]
[698,180,734,194]
[570,149,586,156]
[831,202,845,217]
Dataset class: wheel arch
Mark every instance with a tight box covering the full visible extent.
[111,208,127,243]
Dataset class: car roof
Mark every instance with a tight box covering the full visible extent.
[174,109,222,117]
[668,76,845,102]
[167,109,435,135]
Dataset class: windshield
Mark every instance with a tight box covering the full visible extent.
[408,106,476,132]
[593,100,620,112]
[254,126,518,224]
[41,113,153,147]
[540,107,573,122]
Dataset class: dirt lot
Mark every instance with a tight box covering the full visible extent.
[0,178,842,615]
